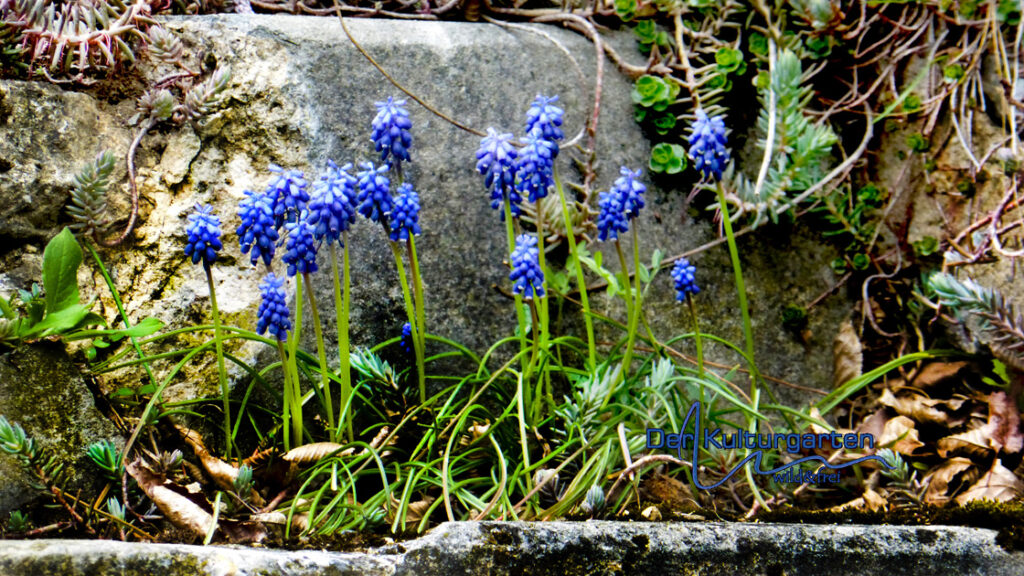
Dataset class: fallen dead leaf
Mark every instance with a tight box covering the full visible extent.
[923,457,975,505]
[175,425,240,491]
[127,458,215,541]
[955,459,1024,505]
[878,416,924,455]
[984,391,1023,454]
[878,389,964,426]
[833,320,863,389]
[910,361,969,388]
[937,425,991,458]
[283,442,350,464]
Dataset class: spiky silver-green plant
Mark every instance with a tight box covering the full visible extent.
[726,49,838,227]
[927,272,1024,371]
[66,151,116,240]
[0,415,67,493]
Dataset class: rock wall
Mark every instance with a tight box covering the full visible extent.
[0,16,849,410]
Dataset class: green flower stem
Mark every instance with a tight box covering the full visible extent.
[276,340,295,451]
[504,199,529,376]
[289,278,305,447]
[624,224,644,372]
[407,236,428,405]
[205,265,233,460]
[302,272,335,442]
[686,293,705,405]
[525,300,542,423]
[554,166,596,370]
[602,239,635,409]
[330,241,354,443]
[388,241,423,402]
[533,204,551,414]
[714,182,766,508]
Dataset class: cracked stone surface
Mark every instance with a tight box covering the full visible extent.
[1,521,1021,576]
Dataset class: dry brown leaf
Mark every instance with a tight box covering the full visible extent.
[910,361,969,388]
[878,416,924,455]
[833,320,862,388]
[283,442,350,464]
[955,460,1024,505]
[805,407,831,436]
[639,473,698,511]
[388,495,436,525]
[878,389,962,426]
[938,426,992,458]
[923,457,975,505]
[984,391,1023,454]
[175,425,239,491]
[863,487,888,511]
[856,409,888,443]
[831,487,887,512]
[127,459,215,540]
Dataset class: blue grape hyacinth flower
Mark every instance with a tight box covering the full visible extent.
[399,322,413,355]
[671,258,700,300]
[476,128,521,219]
[307,160,358,245]
[257,273,292,341]
[389,183,422,242]
[515,133,558,204]
[282,212,319,276]
[688,109,730,182]
[595,189,629,242]
[184,204,223,269]
[371,97,413,167]
[266,164,310,227]
[525,94,564,142]
[611,167,646,220]
[356,162,394,223]
[509,234,545,300]
[237,188,279,267]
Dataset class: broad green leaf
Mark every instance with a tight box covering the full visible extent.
[636,263,650,284]
[118,317,164,338]
[42,227,83,314]
[25,303,92,338]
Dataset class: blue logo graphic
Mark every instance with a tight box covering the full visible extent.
[645,401,894,490]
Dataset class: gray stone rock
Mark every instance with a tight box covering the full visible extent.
[0,344,123,517]
[0,15,849,410]
[1,521,1021,575]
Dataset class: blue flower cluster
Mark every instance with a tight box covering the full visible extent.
[237,189,279,266]
[613,167,645,220]
[525,95,564,142]
[596,167,646,242]
[399,322,413,355]
[266,164,309,226]
[688,109,730,182]
[307,160,358,245]
[476,128,521,218]
[356,162,394,223]
[671,258,700,300]
[371,97,413,167]
[184,204,223,269]
[515,133,557,204]
[389,184,422,242]
[509,234,545,299]
[283,214,319,276]
[257,273,292,341]
[476,95,565,219]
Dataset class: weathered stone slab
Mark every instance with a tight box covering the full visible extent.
[1,521,1021,575]
[0,344,123,517]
